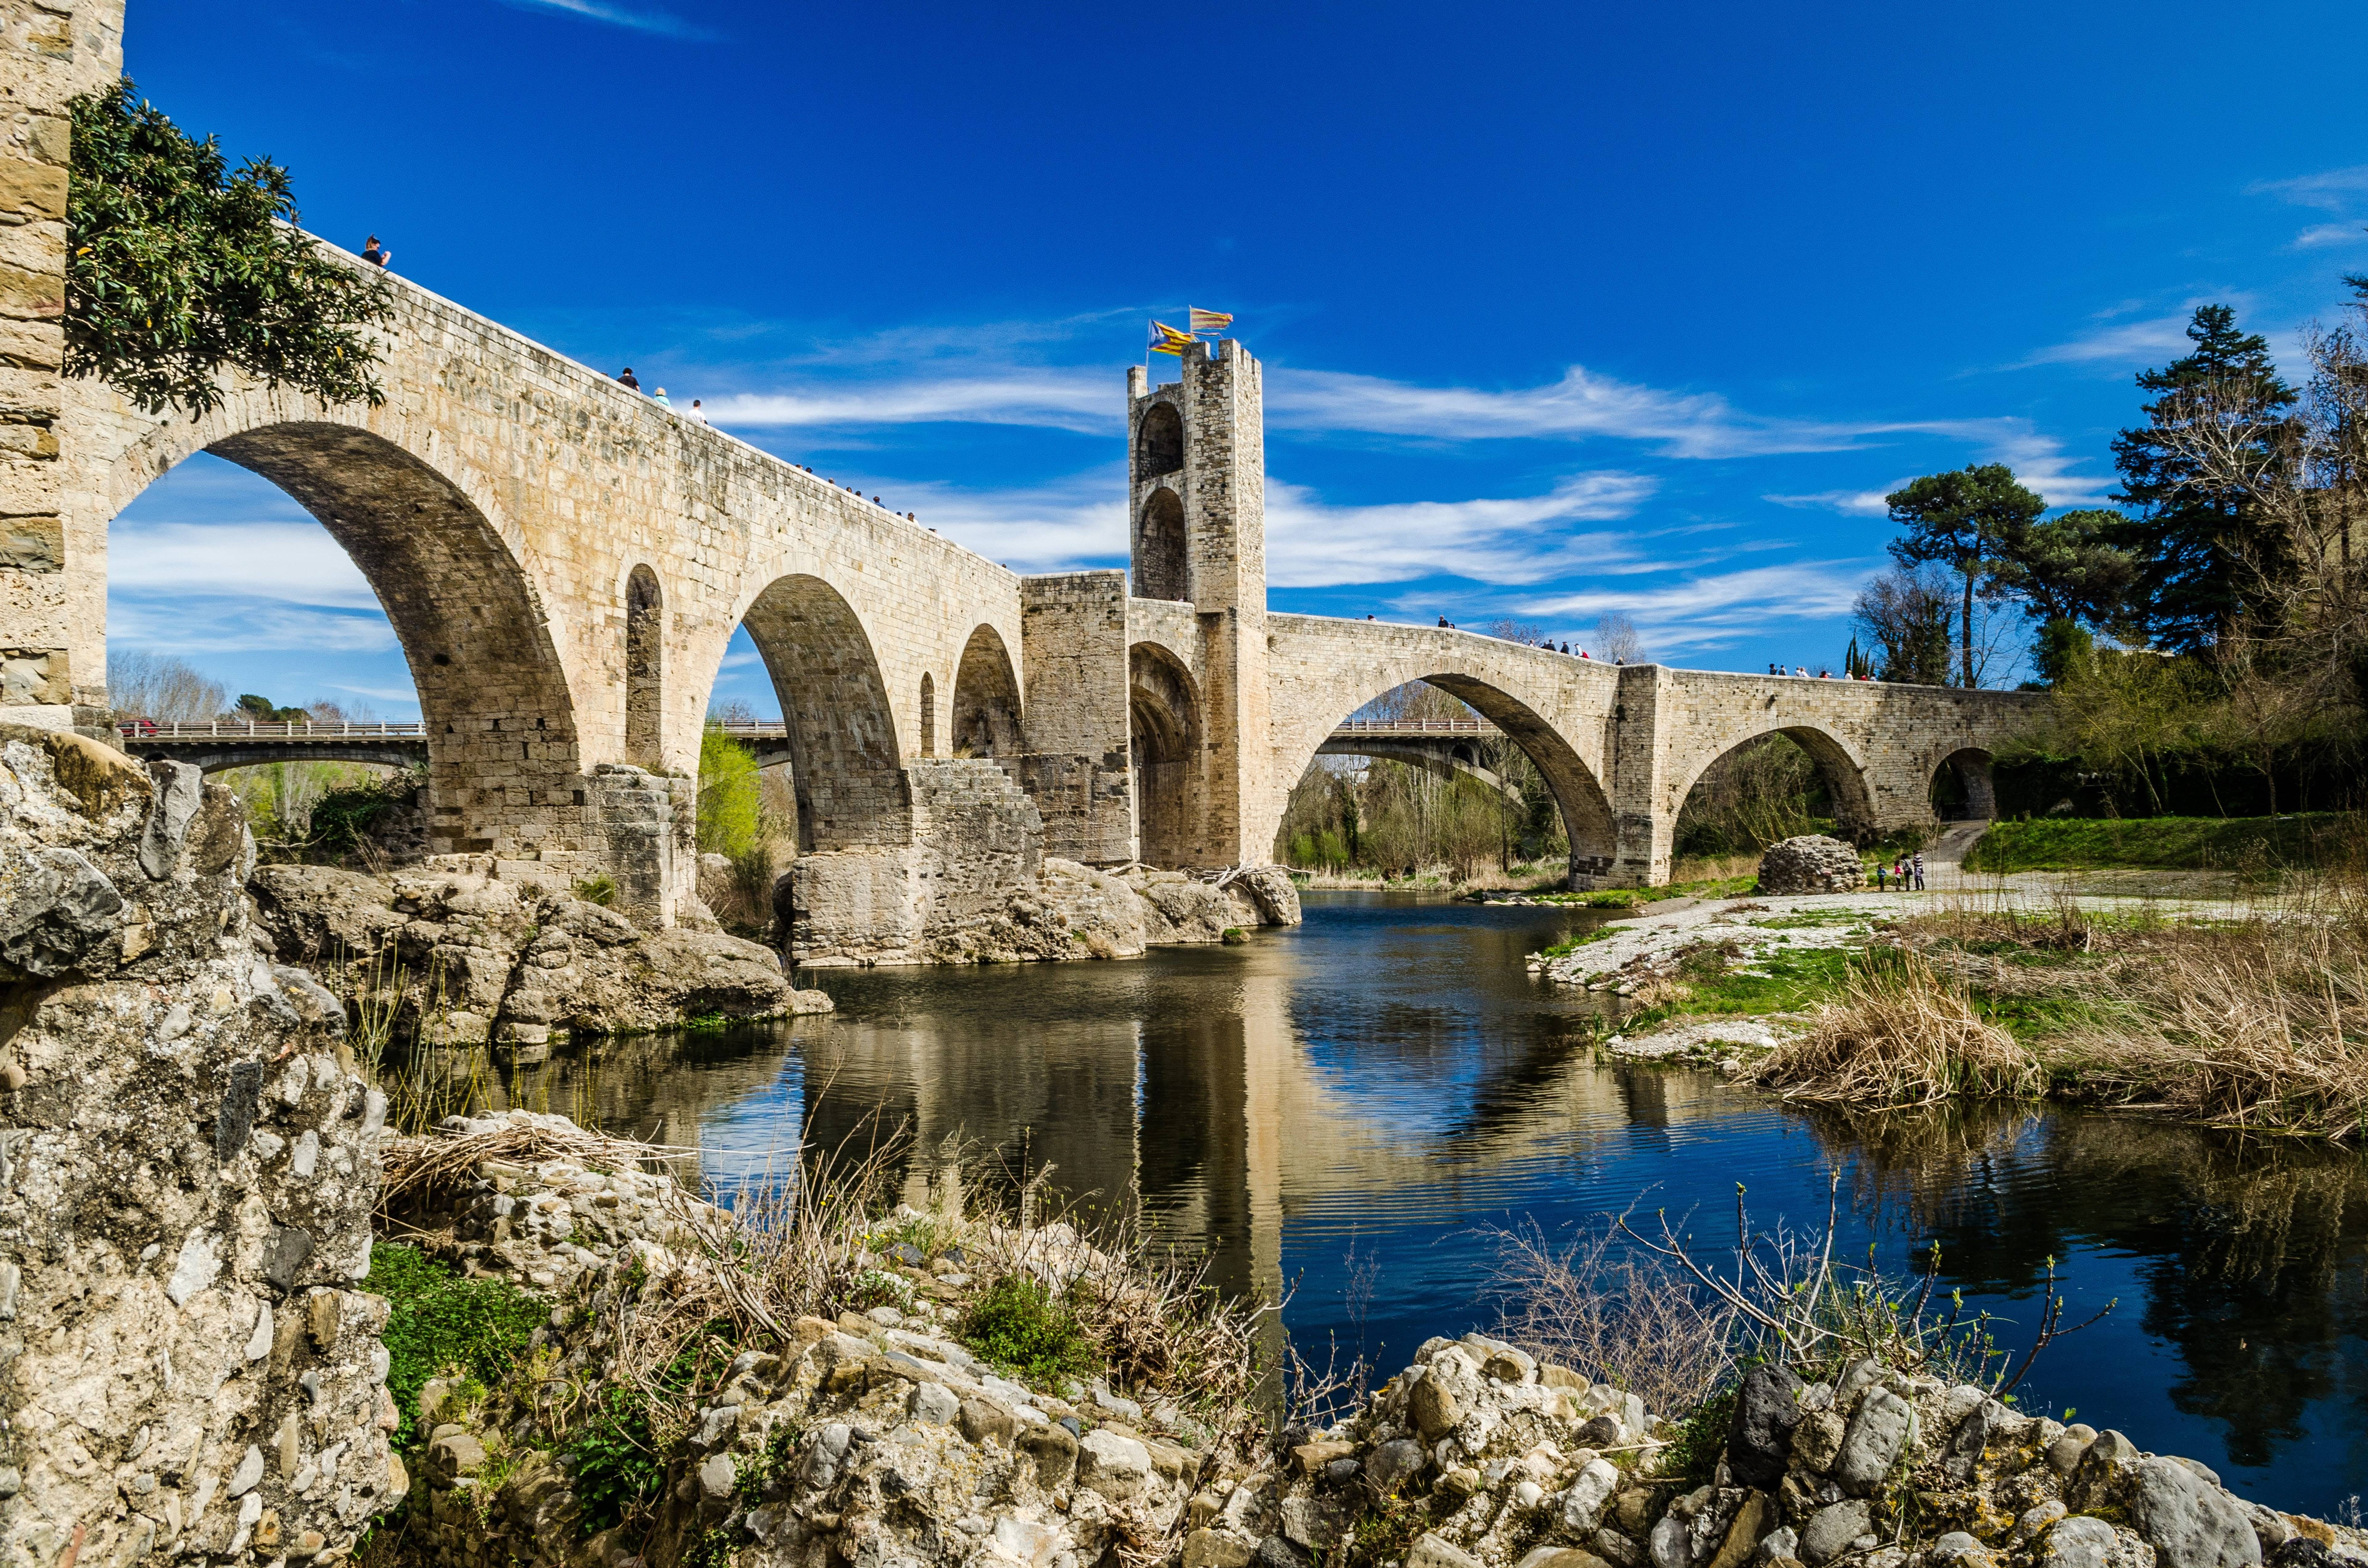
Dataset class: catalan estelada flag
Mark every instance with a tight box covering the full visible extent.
[1149,320,1197,356]
[1188,307,1234,334]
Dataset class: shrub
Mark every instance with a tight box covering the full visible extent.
[564,1386,665,1533]
[697,727,761,858]
[960,1273,1101,1385]
[361,1242,547,1449]
[573,874,617,907]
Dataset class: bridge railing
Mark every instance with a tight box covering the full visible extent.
[1328,718,1499,735]
[119,719,431,739]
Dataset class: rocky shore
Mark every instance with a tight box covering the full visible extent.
[376,1110,2368,1568]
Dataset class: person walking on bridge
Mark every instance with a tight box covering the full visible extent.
[617,367,641,391]
[362,235,392,268]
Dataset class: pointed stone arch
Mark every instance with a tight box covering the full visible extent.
[951,624,1022,758]
[1130,641,1201,867]
[736,573,907,851]
[1134,488,1187,602]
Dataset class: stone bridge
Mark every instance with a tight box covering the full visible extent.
[0,7,2041,959]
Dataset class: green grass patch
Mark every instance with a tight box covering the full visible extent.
[1964,813,2357,873]
[959,1273,1101,1386]
[362,1242,547,1450]
[1623,944,1857,1032]
[1541,926,1618,960]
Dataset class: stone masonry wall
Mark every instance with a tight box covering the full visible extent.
[0,0,120,727]
[1016,571,1133,867]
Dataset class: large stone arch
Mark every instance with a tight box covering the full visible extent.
[1276,671,1618,880]
[1130,642,1200,867]
[1669,722,1879,844]
[950,624,1022,758]
[97,409,588,860]
[735,573,908,852]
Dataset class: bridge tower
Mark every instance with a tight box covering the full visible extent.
[1126,341,1272,867]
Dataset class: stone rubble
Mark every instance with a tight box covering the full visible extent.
[1755,837,1868,896]
[0,725,403,1565]
[249,860,831,1044]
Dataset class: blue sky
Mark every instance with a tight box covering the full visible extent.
[109,0,2368,718]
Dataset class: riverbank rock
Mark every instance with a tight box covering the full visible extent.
[250,861,828,1041]
[1757,835,1866,895]
[895,859,1303,964]
[0,725,402,1565]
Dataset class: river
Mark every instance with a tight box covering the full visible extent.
[478,891,2368,1518]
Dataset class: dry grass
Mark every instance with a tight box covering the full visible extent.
[2052,914,2368,1139]
[1747,948,2042,1108]
[1488,1219,1738,1415]
[378,1117,695,1218]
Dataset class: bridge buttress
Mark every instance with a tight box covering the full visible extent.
[1013,571,1134,866]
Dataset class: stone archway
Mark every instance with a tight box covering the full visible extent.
[1130,642,1199,867]
[1931,746,1997,821]
[1673,723,1879,846]
[1135,489,1186,602]
[137,421,590,861]
[1277,673,1618,882]
[736,573,907,852]
[951,624,1023,758]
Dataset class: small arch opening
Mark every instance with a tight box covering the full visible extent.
[1135,488,1187,602]
[952,624,1023,758]
[920,671,936,757]
[625,564,664,769]
[1137,401,1183,479]
[1931,747,1997,821]
[1130,643,1198,867]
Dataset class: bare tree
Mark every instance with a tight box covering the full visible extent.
[105,649,225,720]
[1482,617,1548,646]
[1593,613,1644,664]
[1852,566,1953,685]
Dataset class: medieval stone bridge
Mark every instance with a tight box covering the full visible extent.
[16,228,2041,959]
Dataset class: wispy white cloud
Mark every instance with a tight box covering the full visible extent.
[1763,489,1889,517]
[109,521,382,608]
[1265,472,1657,587]
[2295,223,2368,250]
[705,371,1110,434]
[1506,561,1876,656]
[2009,313,2196,369]
[108,599,400,656]
[1265,365,1883,459]
[500,0,715,39]
[2249,165,2368,212]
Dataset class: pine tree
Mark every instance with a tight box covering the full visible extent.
[1884,464,2045,687]
[2110,305,2296,652]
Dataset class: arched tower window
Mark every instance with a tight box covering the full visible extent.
[920,671,936,757]
[624,564,664,769]
[1135,488,1187,602]
[1137,402,1182,479]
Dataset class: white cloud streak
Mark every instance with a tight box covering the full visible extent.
[706,372,1110,434]
[500,0,715,39]
[1506,560,1877,656]
[1264,472,1657,587]
[109,521,382,608]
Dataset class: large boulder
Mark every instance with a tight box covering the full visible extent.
[251,861,825,1041]
[1756,835,1866,895]
[0,728,401,1565]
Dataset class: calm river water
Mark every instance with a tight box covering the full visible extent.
[507,892,2368,1517]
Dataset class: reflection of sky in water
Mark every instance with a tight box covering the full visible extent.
[573,893,2368,1518]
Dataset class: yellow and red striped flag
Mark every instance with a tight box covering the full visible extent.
[1189,306,1234,334]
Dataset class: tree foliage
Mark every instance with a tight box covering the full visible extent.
[1852,565,1953,686]
[66,78,391,414]
[1885,464,2047,688]
[697,726,762,858]
[2110,305,2298,651]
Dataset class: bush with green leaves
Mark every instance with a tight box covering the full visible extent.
[361,1242,547,1450]
[697,726,761,858]
[959,1273,1101,1386]
[564,1387,667,1534]
[67,78,391,414]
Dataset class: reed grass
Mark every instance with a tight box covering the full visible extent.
[1745,948,2042,1108]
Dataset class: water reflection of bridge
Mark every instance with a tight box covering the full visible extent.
[462,947,1747,1303]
